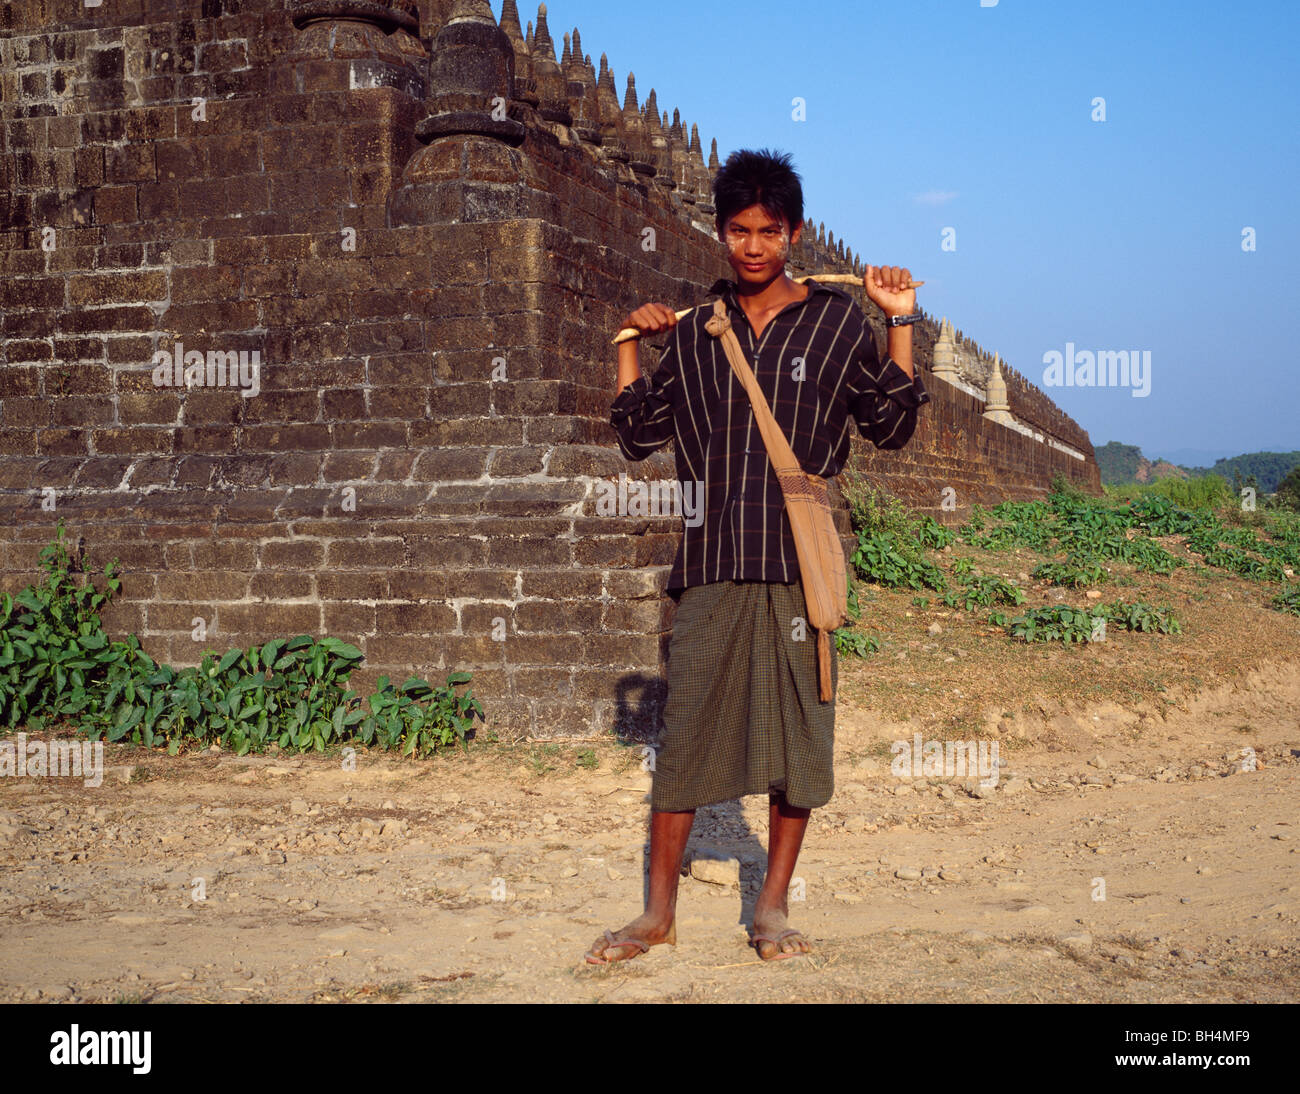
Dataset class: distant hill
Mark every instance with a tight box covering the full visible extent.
[1095,441,1189,486]
[1187,451,1300,494]
[1097,442,1300,493]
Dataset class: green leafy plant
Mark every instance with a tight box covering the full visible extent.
[959,504,987,533]
[356,673,481,758]
[1268,588,1300,617]
[834,629,879,658]
[941,575,1026,611]
[1,523,484,758]
[835,577,878,658]
[1007,606,1107,644]
[1006,600,1180,643]
[850,531,947,593]
[1032,556,1109,587]
[913,515,956,550]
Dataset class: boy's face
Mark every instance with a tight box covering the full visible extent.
[719,204,803,286]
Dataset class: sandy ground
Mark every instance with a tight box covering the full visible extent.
[0,657,1297,1004]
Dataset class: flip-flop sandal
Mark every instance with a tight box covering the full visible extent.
[751,928,809,961]
[585,929,650,965]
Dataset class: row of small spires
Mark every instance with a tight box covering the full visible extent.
[499,0,1037,409]
[492,3,1077,433]
[488,0,860,272]
[934,317,1011,416]
[322,2,1060,418]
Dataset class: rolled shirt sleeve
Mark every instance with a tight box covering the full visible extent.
[847,338,931,450]
[609,333,679,461]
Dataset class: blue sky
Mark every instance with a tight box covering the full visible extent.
[501,0,1299,466]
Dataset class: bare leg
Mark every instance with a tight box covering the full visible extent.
[752,791,812,958]
[585,808,694,963]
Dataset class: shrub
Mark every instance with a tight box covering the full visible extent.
[850,531,947,592]
[0,523,483,757]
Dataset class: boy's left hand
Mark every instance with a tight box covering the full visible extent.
[863,264,915,318]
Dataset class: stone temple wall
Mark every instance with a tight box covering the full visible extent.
[0,0,1102,740]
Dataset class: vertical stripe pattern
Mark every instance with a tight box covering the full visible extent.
[610,277,931,596]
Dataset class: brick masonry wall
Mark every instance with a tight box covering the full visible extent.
[0,0,1101,741]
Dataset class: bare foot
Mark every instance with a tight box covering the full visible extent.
[584,912,676,965]
[751,896,811,960]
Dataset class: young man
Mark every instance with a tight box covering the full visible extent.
[588,148,930,963]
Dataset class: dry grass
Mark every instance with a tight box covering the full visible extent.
[836,531,1299,731]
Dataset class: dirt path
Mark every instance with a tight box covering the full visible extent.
[1,658,1297,1003]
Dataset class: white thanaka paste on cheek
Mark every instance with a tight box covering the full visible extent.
[724,224,791,263]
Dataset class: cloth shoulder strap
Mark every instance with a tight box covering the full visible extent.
[703,298,848,702]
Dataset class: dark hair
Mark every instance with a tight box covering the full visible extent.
[713,148,804,237]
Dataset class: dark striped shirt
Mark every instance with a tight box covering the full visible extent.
[609,276,931,597]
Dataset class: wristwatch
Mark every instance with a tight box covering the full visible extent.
[885,312,923,327]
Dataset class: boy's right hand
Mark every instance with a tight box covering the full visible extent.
[622,303,678,335]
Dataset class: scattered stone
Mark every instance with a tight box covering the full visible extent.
[260,850,286,865]
[1088,755,1108,770]
[939,869,962,882]
[834,891,863,904]
[927,622,942,636]
[690,853,740,888]
[845,815,868,833]
[1114,954,1136,968]
[289,799,309,815]
[895,866,922,881]
[1196,865,1213,876]
[1059,931,1093,953]
[1001,777,1027,797]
